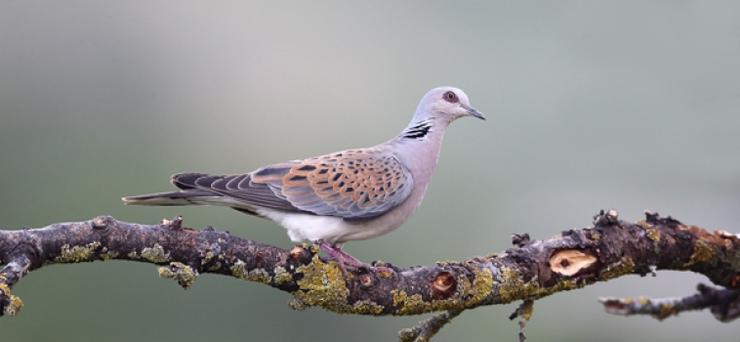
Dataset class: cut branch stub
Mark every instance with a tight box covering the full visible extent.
[432,271,456,299]
[549,250,598,276]
[359,272,375,288]
[289,245,311,263]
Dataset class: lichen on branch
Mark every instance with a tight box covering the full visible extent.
[0,210,737,341]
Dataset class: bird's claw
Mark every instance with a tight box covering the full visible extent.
[316,240,370,271]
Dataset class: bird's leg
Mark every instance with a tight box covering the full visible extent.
[316,240,368,269]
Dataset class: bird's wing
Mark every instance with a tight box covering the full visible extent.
[171,172,304,211]
[172,149,414,219]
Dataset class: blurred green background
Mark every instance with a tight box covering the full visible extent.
[1,1,739,341]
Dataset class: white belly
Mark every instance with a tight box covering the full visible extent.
[254,176,431,244]
[256,208,406,244]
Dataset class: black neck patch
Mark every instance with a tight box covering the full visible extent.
[402,121,432,139]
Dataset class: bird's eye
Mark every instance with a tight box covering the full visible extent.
[443,91,458,103]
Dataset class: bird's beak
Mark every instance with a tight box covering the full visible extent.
[461,103,486,120]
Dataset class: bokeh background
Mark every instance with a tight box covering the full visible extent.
[1,1,739,341]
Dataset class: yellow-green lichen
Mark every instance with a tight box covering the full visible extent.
[98,247,119,261]
[201,250,225,271]
[656,302,676,319]
[273,266,293,286]
[391,267,494,315]
[628,296,676,319]
[518,299,535,321]
[141,244,170,263]
[292,254,350,312]
[600,257,636,281]
[686,240,715,267]
[0,283,23,316]
[230,260,271,284]
[55,242,101,263]
[351,299,385,315]
[392,291,430,315]
[247,268,271,283]
[636,220,653,230]
[288,298,307,311]
[306,243,320,254]
[158,262,198,288]
[644,226,661,243]
[497,267,532,303]
[496,266,580,304]
[202,251,216,263]
[230,260,248,279]
[0,283,10,296]
[468,268,494,305]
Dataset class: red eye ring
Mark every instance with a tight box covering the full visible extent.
[443,91,458,103]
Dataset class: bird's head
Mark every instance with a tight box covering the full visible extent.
[414,86,486,124]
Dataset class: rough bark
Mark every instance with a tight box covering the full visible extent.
[0,210,738,340]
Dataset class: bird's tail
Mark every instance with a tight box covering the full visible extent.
[122,190,216,206]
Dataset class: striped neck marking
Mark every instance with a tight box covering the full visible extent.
[402,121,432,139]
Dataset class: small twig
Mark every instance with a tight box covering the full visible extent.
[399,309,463,342]
[600,283,740,322]
[509,300,535,342]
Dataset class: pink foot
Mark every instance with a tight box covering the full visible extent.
[317,240,368,269]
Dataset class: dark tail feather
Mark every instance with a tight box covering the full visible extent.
[122,190,215,206]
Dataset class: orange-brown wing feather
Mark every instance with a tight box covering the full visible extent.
[251,149,414,219]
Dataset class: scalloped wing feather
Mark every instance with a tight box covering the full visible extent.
[251,149,414,219]
[170,149,413,219]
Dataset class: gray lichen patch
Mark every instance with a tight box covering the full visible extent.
[55,242,101,263]
[158,262,198,288]
[141,244,170,263]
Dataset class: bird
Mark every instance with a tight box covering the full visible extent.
[123,86,485,268]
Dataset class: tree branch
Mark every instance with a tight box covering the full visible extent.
[398,309,463,342]
[600,283,740,322]
[0,210,737,340]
